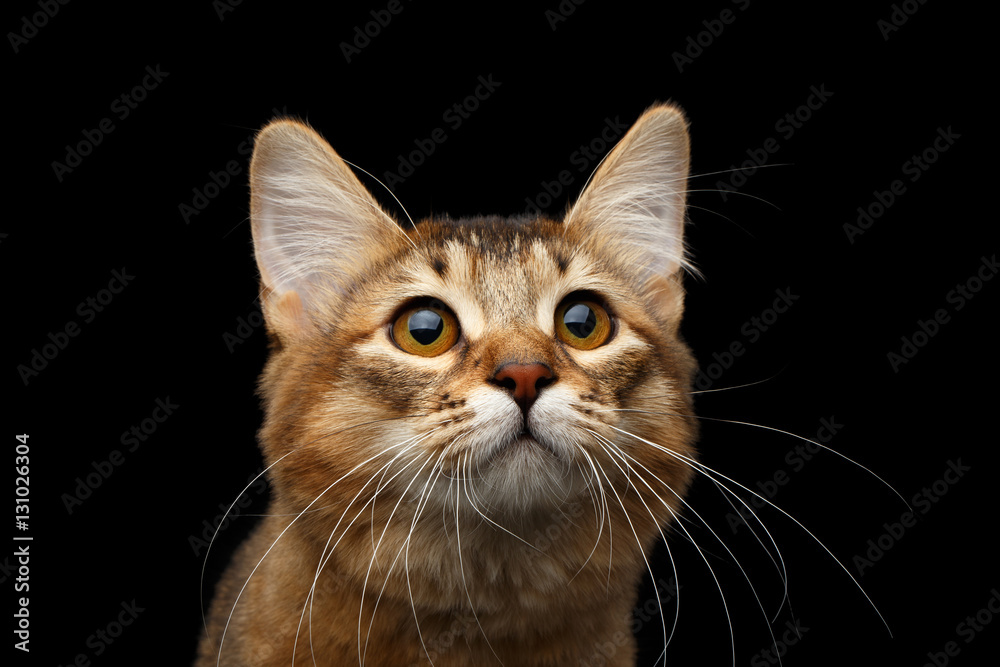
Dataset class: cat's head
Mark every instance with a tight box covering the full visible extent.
[248,105,698,531]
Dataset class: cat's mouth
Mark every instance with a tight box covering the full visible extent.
[471,424,568,476]
[470,427,581,508]
[505,430,560,459]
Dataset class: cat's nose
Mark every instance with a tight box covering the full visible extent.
[491,362,555,415]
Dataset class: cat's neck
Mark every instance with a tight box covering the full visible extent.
[253,496,651,664]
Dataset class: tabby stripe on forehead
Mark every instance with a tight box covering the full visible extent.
[431,256,448,277]
[554,252,569,274]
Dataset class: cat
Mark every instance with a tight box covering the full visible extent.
[197,103,701,666]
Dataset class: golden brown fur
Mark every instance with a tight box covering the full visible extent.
[197,104,699,666]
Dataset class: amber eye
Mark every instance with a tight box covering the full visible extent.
[392,302,460,357]
[555,298,612,350]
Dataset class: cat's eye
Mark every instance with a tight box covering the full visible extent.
[555,298,612,350]
[392,302,460,357]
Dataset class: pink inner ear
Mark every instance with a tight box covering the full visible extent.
[267,289,312,339]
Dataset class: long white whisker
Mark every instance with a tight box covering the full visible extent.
[455,458,545,553]
[453,452,503,664]
[567,448,609,584]
[709,478,794,624]
[588,455,615,592]
[701,415,909,509]
[200,449,294,640]
[298,436,428,665]
[289,430,437,666]
[404,449,449,665]
[608,423,894,637]
[605,407,908,509]
[216,434,427,667]
[590,439,675,664]
[595,430,780,667]
[340,158,419,243]
[686,371,786,395]
[357,449,440,667]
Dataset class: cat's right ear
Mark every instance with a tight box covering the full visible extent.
[564,104,692,280]
[249,119,403,341]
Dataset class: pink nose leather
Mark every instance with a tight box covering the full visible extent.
[492,363,554,413]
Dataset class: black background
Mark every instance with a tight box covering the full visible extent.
[6,1,995,666]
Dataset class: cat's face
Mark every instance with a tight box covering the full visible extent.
[249,106,698,540]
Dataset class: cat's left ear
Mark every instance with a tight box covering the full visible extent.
[249,118,405,342]
[564,104,692,281]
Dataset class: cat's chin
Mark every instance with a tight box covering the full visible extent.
[494,432,558,461]
[470,433,585,512]
[476,429,567,472]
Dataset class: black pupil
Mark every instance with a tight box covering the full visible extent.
[564,303,596,339]
[409,309,444,345]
